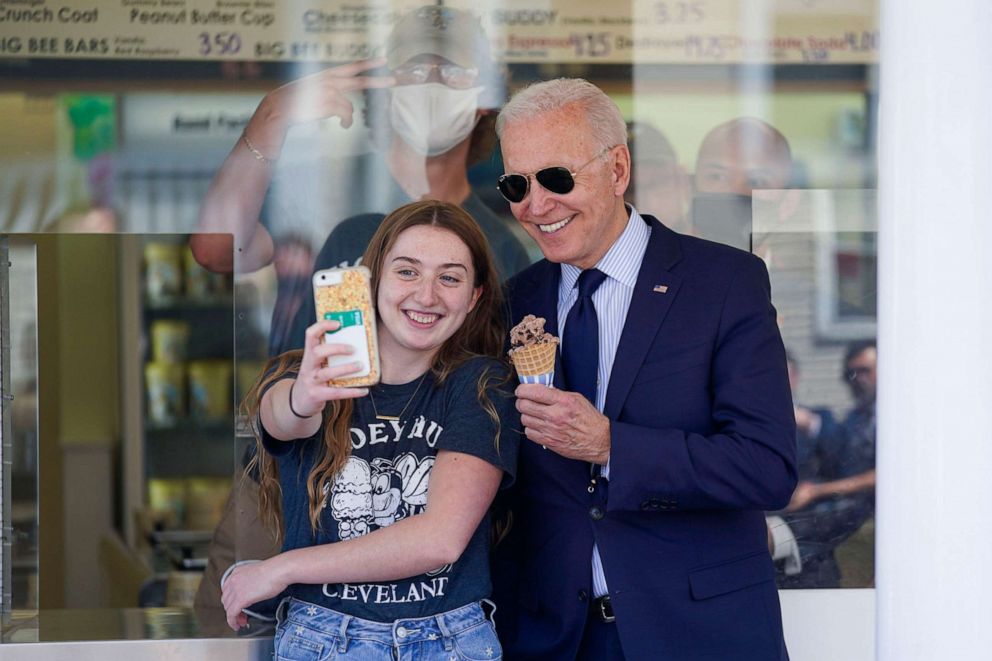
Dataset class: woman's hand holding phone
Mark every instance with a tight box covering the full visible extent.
[311,267,380,387]
[292,319,370,417]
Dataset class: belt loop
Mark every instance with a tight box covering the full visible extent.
[481,598,498,626]
[275,596,290,626]
[435,610,454,651]
[594,595,616,623]
[337,614,351,653]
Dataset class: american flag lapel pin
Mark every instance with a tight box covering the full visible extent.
[653,285,669,294]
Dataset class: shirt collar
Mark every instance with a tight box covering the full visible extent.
[561,205,651,292]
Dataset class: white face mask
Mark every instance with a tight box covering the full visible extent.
[388,83,483,157]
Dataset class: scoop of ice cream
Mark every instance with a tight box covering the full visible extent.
[509,314,558,350]
[508,314,559,381]
[330,456,372,519]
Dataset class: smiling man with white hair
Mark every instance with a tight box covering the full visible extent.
[491,78,797,660]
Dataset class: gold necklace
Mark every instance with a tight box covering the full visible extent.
[368,372,428,421]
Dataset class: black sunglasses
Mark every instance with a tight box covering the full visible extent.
[497,146,614,203]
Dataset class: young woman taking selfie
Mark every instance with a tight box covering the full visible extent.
[222,200,518,660]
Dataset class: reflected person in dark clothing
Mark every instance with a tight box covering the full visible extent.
[624,121,692,233]
[192,6,530,349]
[267,6,531,355]
[268,234,316,354]
[691,118,794,251]
[771,343,877,588]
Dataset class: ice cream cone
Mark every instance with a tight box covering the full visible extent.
[510,342,557,385]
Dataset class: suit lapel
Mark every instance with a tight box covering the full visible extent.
[604,217,684,420]
[509,259,560,328]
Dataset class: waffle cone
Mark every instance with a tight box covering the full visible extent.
[509,342,557,377]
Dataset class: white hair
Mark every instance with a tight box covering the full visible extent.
[496,78,627,151]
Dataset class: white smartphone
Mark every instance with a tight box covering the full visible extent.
[312,267,380,387]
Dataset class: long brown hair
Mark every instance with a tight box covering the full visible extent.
[245,200,507,539]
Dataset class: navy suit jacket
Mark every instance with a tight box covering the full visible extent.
[492,215,797,660]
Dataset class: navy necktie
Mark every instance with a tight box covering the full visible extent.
[562,268,608,405]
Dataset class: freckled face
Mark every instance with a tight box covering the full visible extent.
[376,225,481,370]
[500,108,630,269]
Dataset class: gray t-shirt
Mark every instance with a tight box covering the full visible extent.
[261,357,519,622]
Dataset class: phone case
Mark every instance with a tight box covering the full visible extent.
[312,267,381,387]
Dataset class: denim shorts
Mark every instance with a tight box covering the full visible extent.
[273,597,502,661]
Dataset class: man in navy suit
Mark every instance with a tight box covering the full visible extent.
[490,78,797,660]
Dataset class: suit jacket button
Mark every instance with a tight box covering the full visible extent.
[640,498,662,511]
[589,506,605,521]
[578,589,589,602]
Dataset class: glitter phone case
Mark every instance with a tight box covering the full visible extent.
[312,267,381,387]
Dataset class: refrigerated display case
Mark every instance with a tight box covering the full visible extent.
[118,235,238,604]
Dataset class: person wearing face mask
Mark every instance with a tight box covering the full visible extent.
[385,60,485,158]
[278,6,531,355]
[689,117,795,250]
[191,6,529,635]
[192,5,530,357]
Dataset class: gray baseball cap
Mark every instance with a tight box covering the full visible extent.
[386,6,491,69]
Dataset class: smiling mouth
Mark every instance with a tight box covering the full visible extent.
[405,310,440,325]
[536,215,574,234]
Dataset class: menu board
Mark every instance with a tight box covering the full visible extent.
[0,0,878,64]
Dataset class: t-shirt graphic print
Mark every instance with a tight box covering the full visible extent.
[261,357,519,622]
[325,453,433,539]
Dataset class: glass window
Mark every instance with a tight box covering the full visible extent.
[755,190,877,589]
[0,1,879,651]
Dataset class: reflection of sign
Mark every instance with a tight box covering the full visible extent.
[121,94,262,147]
[0,1,878,64]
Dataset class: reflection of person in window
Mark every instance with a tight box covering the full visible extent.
[192,6,529,356]
[268,234,315,354]
[769,343,877,588]
[694,118,793,197]
[624,121,692,233]
[790,341,877,511]
[691,118,795,251]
